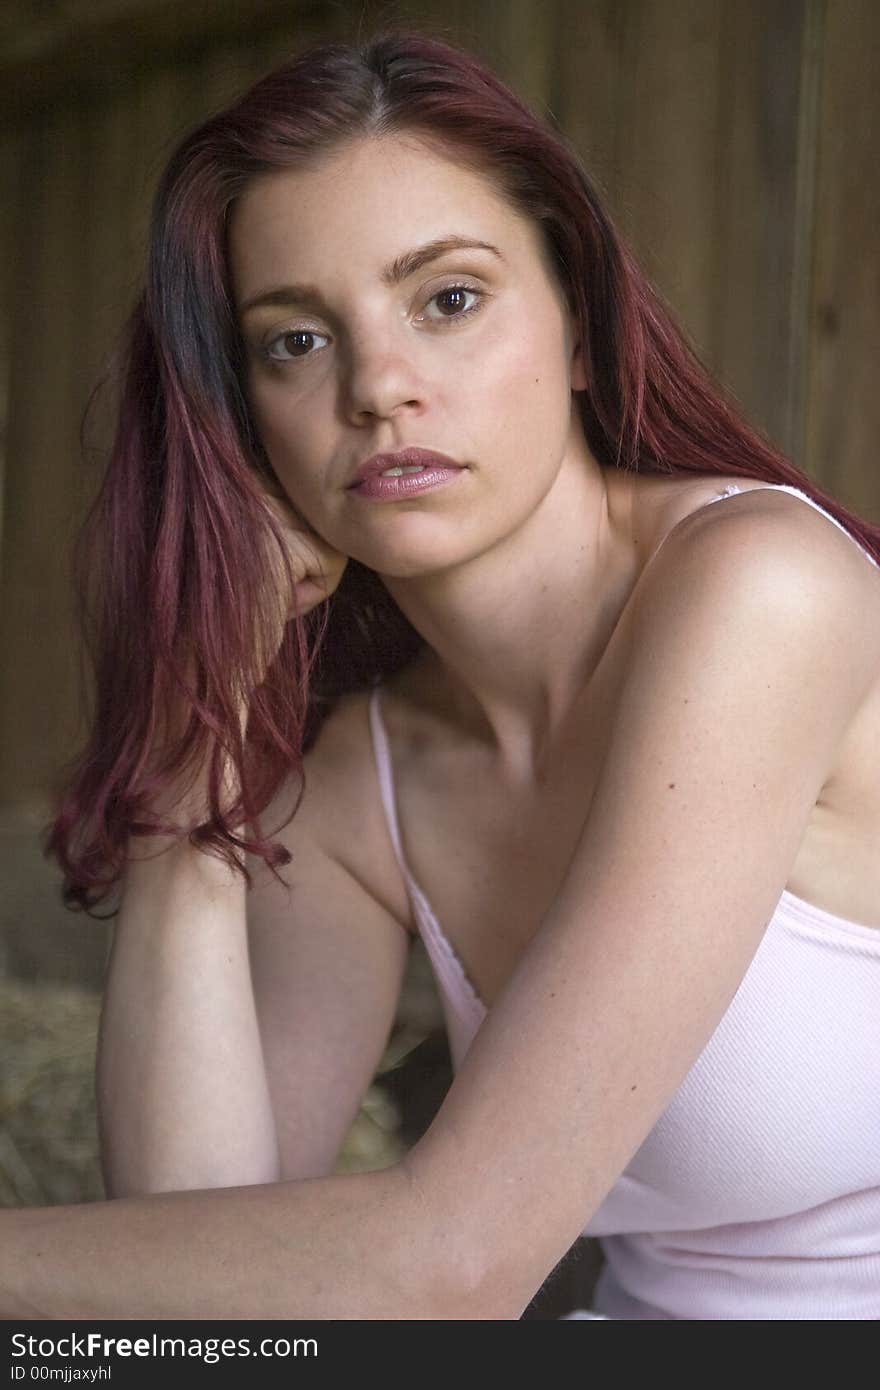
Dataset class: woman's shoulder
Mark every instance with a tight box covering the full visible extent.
[661,468,874,540]
[638,472,880,610]
[639,472,879,635]
[629,473,880,811]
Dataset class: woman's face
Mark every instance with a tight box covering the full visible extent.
[229,133,588,578]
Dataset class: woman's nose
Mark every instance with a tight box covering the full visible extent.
[341,330,426,424]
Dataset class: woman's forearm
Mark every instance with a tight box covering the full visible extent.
[99,839,280,1194]
[99,718,279,1195]
[1,1163,476,1320]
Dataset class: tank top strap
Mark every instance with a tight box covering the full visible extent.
[367,683,410,879]
[650,483,743,564]
[367,683,487,1032]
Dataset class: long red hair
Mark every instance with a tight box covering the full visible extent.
[44,29,880,915]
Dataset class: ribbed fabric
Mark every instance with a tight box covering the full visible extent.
[368,483,880,1319]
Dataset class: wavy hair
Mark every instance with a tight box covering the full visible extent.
[44,29,880,915]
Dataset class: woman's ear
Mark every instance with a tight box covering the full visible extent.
[570,338,589,393]
[570,348,588,392]
[565,307,589,392]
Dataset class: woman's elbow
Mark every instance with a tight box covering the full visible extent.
[396,1155,531,1320]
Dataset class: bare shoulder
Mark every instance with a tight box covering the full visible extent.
[649,475,880,620]
[573,480,880,950]
[627,478,880,738]
[259,687,416,934]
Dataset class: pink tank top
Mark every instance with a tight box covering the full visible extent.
[368,483,880,1319]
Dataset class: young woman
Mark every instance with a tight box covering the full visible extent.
[9,30,880,1320]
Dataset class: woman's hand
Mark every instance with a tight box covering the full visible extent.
[254,482,349,684]
[259,484,349,619]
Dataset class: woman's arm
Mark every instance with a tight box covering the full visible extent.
[11,779,456,1318]
[99,768,410,1195]
[99,835,287,1194]
[95,690,280,1194]
[246,823,412,1183]
[402,496,880,1316]
[1,1166,436,1319]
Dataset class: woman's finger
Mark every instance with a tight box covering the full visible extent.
[256,486,349,622]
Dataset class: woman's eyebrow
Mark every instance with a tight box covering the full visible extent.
[238,235,504,316]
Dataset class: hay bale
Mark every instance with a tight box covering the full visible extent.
[0,978,103,1206]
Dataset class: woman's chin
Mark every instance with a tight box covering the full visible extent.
[368,549,476,583]
[345,534,477,582]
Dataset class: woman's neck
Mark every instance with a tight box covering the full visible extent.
[378,444,644,782]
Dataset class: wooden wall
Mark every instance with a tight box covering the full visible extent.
[1,0,878,980]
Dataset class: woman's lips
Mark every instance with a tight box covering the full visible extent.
[348,464,466,501]
[347,447,466,500]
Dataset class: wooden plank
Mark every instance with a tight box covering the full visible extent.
[781,0,825,477]
[806,0,880,517]
[617,0,726,361]
[555,1,725,375]
[1,0,331,123]
[554,1,813,468]
[0,126,20,577]
[0,110,88,806]
[711,0,815,464]
[553,0,624,196]
[467,0,558,111]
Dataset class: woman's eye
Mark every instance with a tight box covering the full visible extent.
[263,328,329,363]
[422,285,484,322]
